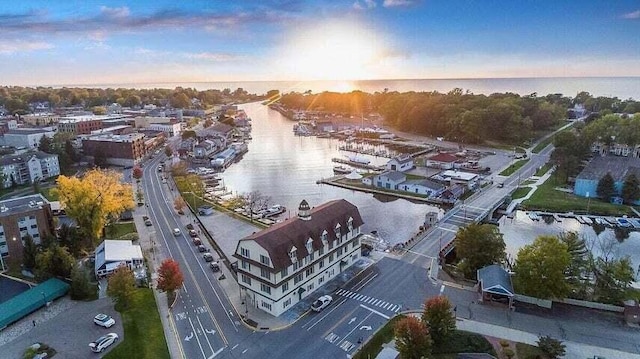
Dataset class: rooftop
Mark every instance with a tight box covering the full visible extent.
[477,264,514,297]
[0,194,50,218]
[428,153,459,163]
[6,128,54,135]
[0,151,57,166]
[439,170,478,181]
[379,170,407,181]
[84,132,144,142]
[577,156,640,182]
[95,239,143,273]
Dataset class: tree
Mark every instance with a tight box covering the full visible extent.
[593,256,634,304]
[181,130,196,140]
[170,92,191,108]
[70,267,95,300]
[557,232,589,297]
[174,196,186,212]
[22,235,38,270]
[394,316,432,359]
[107,265,136,310]
[156,259,184,298]
[596,172,615,201]
[64,139,79,162]
[244,191,271,222]
[35,243,75,279]
[513,236,571,299]
[455,223,506,279]
[171,161,189,177]
[621,173,640,204]
[55,169,134,243]
[537,336,566,359]
[132,166,143,180]
[38,136,52,152]
[93,149,108,168]
[422,296,456,348]
[164,146,173,157]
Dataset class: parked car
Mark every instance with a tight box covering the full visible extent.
[142,216,152,226]
[210,261,220,272]
[186,223,194,230]
[189,229,198,237]
[89,333,119,353]
[311,295,333,312]
[173,228,181,236]
[203,253,214,262]
[192,237,202,246]
[93,313,115,328]
[177,209,185,215]
[197,245,208,252]
[497,182,504,188]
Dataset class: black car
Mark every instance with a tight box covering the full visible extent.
[197,245,208,252]
[203,253,214,262]
[210,261,220,272]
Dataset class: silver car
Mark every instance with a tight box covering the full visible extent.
[93,313,115,328]
[89,332,119,353]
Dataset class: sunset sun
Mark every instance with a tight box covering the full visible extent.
[281,22,383,81]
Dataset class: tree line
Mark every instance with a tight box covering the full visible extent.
[0,86,261,114]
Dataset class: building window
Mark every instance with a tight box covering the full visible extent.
[283,298,291,308]
[280,267,288,278]
[260,283,271,294]
[329,254,334,263]
[347,217,353,232]
[261,301,272,310]
[260,255,270,266]
[260,268,271,280]
[290,247,297,263]
[321,230,328,243]
[306,238,313,254]
[338,247,343,256]
[294,273,303,285]
[319,259,324,269]
[305,267,314,277]
[328,240,334,249]
[241,261,251,270]
[19,227,27,232]
[240,247,250,259]
[282,282,289,292]
[241,274,251,285]
[319,247,324,256]
[334,224,341,240]
[318,276,324,285]
[352,238,359,248]
[307,283,314,291]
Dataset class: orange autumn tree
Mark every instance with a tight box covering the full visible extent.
[55,169,134,244]
[157,258,184,298]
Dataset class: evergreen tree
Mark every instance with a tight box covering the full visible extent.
[22,235,38,270]
[596,172,615,201]
[621,173,640,204]
[70,267,95,300]
[38,136,52,152]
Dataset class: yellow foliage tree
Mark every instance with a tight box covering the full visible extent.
[55,169,134,242]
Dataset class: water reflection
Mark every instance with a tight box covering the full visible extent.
[220,102,443,245]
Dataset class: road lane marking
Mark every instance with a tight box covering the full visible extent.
[188,317,207,359]
[197,315,215,356]
[337,311,373,347]
[359,304,390,319]
[305,297,348,330]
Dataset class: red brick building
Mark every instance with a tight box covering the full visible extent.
[82,133,146,166]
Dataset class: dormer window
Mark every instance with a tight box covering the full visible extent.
[347,217,353,232]
[306,238,313,254]
[321,230,328,245]
[289,246,297,263]
[334,223,341,240]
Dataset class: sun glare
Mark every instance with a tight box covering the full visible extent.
[281,22,383,81]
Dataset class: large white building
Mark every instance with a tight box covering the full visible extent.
[94,240,144,278]
[3,128,56,149]
[149,123,182,137]
[0,151,60,188]
[234,199,364,317]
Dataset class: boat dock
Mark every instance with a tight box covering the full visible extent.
[523,210,640,229]
[331,158,384,171]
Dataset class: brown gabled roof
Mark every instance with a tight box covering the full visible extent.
[428,153,458,163]
[235,199,364,271]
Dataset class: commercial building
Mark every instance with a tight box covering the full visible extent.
[58,116,103,135]
[3,128,56,149]
[94,239,144,278]
[0,151,60,188]
[234,199,364,317]
[574,156,640,204]
[426,153,459,170]
[21,113,60,126]
[82,132,146,166]
[0,194,54,264]
[150,122,182,137]
[386,154,414,172]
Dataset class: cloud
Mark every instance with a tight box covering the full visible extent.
[100,6,130,19]
[353,0,376,10]
[382,0,415,7]
[184,52,242,62]
[0,40,53,54]
[621,10,640,19]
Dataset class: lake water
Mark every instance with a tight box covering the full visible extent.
[79,77,640,100]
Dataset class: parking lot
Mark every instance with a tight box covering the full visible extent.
[0,297,123,358]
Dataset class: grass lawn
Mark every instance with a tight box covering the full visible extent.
[499,159,529,176]
[104,289,170,359]
[522,175,632,216]
[534,163,553,177]
[106,222,137,239]
[353,315,404,359]
[511,187,532,200]
[515,342,546,359]
[40,187,59,201]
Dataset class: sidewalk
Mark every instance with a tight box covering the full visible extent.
[456,318,640,359]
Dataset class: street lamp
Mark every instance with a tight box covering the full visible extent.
[586,191,591,215]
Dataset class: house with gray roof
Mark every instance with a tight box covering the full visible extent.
[386,154,414,172]
[372,171,406,190]
[574,156,640,204]
[477,264,514,309]
[234,199,364,316]
[398,179,445,197]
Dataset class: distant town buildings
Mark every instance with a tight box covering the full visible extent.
[3,128,55,149]
[234,199,363,317]
[82,133,146,166]
[0,194,54,264]
[0,151,60,188]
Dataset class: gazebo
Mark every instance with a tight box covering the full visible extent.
[477,264,514,309]
[345,170,363,180]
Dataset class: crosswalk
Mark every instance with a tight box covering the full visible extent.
[335,289,402,313]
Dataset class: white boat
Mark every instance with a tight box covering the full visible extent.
[264,204,286,217]
[581,216,593,224]
[346,155,371,165]
[528,212,540,221]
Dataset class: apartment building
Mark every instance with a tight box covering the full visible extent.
[82,132,146,166]
[4,128,56,149]
[0,151,60,188]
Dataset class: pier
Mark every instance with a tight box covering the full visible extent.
[331,158,384,171]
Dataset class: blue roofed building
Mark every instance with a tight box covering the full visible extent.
[477,264,514,309]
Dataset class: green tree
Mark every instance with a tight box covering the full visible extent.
[181,130,196,140]
[513,236,571,299]
[107,265,136,310]
[394,316,432,359]
[422,296,456,349]
[70,267,95,300]
[596,172,616,201]
[455,223,506,279]
[621,173,640,204]
[22,235,38,270]
[38,136,52,152]
[557,232,589,298]
[593,256,635,304]
[537,336,566,359]
[170,93,191,108]
[35,243,75,279]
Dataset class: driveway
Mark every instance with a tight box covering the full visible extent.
[0,297,123,358]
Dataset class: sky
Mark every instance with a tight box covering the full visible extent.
[0,0,639,86]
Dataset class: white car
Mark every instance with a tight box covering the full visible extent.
[93,313,115,328]
[173,228,181,236]
[311,295,333,312]
[89,332,119,353]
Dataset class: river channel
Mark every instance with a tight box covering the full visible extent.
[220,102,639,273]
